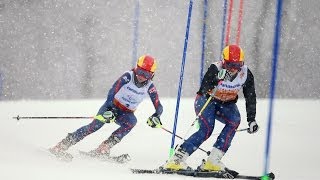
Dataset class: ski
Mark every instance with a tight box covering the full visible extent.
[79,150,131,164]
[130,168,275,179]
[131,168,195,176]
[191,171,275,179]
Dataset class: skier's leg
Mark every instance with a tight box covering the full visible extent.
[90,112,137,156]
[51,119,105,153]
[165,95,216,170]
[214,103,240,152]
[180,95,216,155]
[201,103,240,171]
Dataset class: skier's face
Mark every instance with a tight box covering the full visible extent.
[223,61,243,75]
[136,74,148,83]
[134,67,153,82]
[228,68,239,75]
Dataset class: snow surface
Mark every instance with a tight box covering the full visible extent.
[1,98,319,180]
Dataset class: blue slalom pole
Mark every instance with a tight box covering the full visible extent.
[0,72,2,100]
[169,0,194,158]
[200,0,208,83]
[264,0,283,176]
[220,0,228,54]
[131,0,140,66]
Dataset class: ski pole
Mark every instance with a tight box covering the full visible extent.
[13,115,94,121]
[179,81,223,139]
[162,127,249,156]
[161,127,211,155]
[194,81,223,122]
[166,82,223,157]
[211,127,249,136]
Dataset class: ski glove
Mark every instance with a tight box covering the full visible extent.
[217,69,232,81]
[95,107,117,123]
[147,113,162,128]
[247,120,259,134]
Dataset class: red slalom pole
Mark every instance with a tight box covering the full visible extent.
[225,0,234,45]
[236,0,244,45]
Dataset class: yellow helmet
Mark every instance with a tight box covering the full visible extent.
[222,44,244,70]
[136,55,157,73]
[134,55,157,80]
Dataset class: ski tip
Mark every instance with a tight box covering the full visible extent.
[269,172,275,179]
[130,168,159,174]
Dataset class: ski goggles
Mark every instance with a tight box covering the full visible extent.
[135,67,153,79]
[223,61,243,70]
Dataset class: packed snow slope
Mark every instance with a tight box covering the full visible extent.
[1,98,319,180]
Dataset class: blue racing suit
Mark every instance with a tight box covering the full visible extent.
[180,62,256,155]
[70,70,163,143]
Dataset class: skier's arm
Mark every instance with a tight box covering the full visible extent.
[147,83,163,117]
[197,64,220,95]
[146,84,163,128]
[242,68,257,123]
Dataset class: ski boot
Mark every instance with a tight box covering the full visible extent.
[49,133,76,162]
[198,147,238,178]
[86,135,120,160]
[163,146,192,171]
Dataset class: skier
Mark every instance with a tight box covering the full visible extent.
[50,55,163,161]
[164,45,259,173]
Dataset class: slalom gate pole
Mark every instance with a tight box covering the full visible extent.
[200,0,208,82]
[235,0,244,45]
[131,0,140,66]
[169,0,194,158]
[13,115,94,121]
[220,0,228,53]
[264,0,283,177]
[225,0,234,46]
[162,126,248,156]
[0,72,2,100]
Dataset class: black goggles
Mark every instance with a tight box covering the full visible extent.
[223,61,243,70]
[135,67,153,79]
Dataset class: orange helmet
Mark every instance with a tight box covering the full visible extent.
[136,55,157,72]
[222,45,244,70]
[134,55,157,80]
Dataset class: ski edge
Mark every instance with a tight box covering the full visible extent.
[78,150,131,164]
[236,172,275,180]
[130,168,275,180]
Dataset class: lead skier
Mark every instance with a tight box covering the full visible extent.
[164,45,259,175]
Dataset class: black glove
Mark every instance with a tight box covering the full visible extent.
[217,69,232,81]
[247,119,259,134]
[147,113,162,128]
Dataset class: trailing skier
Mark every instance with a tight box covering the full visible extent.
[49,55,163,162]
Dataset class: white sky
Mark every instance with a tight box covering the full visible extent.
[1,98,319,180]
